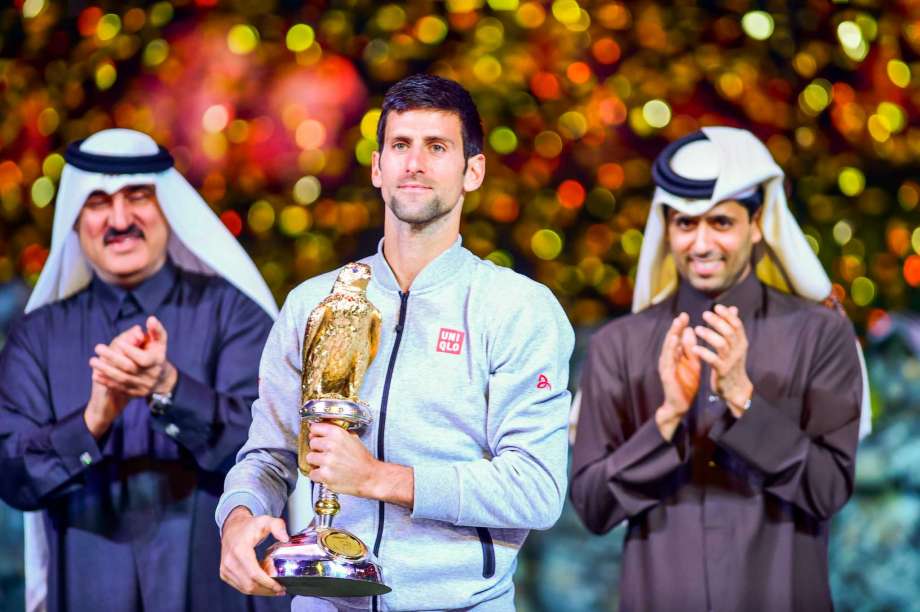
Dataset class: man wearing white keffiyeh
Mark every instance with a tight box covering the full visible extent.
[570,127,867,611]
[0,129,288,612]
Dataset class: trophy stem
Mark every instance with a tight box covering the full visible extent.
[314,483,340,529]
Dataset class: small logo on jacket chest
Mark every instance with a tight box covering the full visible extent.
[436,328,465,355]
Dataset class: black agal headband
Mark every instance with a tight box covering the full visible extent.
[64,139,174,174]
[652,130,763,212]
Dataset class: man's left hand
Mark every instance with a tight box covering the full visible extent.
[305,423,380,498]
[90,315,178,398]
[692,304,753,418]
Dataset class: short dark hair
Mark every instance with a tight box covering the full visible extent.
[376,74,484,160]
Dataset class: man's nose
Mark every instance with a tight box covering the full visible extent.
[690,224,712,254]
[405,147,423,174]
[109,196,130,229]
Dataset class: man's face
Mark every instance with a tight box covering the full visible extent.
[371,109,484,228]
[76,184,170,287]
[667,200,763,296]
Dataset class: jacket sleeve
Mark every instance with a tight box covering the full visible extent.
[709,314,861,520]
[568,328,690,535]
[0,315,103,511]
[150,289,274,472]
[412,284,575,531]
[215,295,302,530]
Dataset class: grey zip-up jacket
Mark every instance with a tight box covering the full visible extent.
[216,238,575,611]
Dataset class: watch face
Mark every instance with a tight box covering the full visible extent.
[149,393,172,415]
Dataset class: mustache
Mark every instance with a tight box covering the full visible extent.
[103,225,144,245]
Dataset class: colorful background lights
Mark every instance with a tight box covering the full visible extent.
[1,2,919,610]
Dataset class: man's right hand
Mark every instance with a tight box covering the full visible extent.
[84,325,148,439]
[656,313,701,441]
[219,506,289,596]
[84,377,129,439]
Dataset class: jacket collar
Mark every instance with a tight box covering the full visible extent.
[370,236,468,295]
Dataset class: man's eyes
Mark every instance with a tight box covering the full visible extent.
[390,142,447,152]
[126,191,153,202]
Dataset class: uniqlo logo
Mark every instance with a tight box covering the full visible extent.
[436,328,465,355]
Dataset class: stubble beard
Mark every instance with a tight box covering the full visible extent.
[387,193,456,230]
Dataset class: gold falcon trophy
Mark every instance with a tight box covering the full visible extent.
[261,262,391,597]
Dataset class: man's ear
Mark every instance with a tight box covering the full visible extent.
[750,206,764,245]
[462,153,485,193]
[371,150,382,188]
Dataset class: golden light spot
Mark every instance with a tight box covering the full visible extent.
[293,176,321,205]
[515,2,546,28]
[416,16,448,44]
[296,120,327,150]
[97,14,122,42]
[851,277,875,306]
[534,131,563,158]
[531,229,564,260]
[286,24,315,52]
[248,200,275,233]
[227,24,259,55]
[642,99,671,129]
[37,108,60,136]
[473,55,502,83]
[202,105,230,133]
[143,39,169,67]
[360,109,381,141]
[838,168,865,197]
[621,228,643,256]
[489,127,518,154]
[741,11,774,40]
[887,60,911,88]
[42,153,65,180]
[31,177,55,208]
[279,205,312,236]
[552,0,581,25]
[95,63,117,90]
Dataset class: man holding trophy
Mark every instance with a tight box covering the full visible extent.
[217,74,575,610]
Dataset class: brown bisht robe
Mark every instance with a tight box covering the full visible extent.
[570,272,862,612]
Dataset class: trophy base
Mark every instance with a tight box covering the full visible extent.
[275,576,389,597]
[262,526,390,597]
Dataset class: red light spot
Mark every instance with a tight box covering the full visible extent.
[592,38,621,64]
[566,62,592,84]
[488,194,519,223]
[220,210,243,237]
[597,163,625,189]
[531,72,560,100]
[831,82,855,105]
[77,7,103,37]
[904,254,920,287]
[866,308,892,339]
[557,180,586,209]
[20,244,49,276]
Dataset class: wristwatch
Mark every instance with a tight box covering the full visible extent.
[149,391,173,416]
